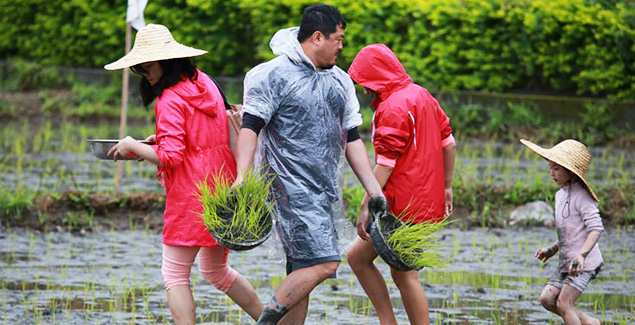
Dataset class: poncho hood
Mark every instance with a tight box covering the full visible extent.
[270,27,318,72]
[348,44,413,106]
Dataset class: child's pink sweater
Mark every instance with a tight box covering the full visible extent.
[555,181,604,273]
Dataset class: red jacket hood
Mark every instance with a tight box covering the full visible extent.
[167,70,219,118]
[348,44,412,107]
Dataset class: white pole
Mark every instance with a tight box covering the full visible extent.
[115,22,132,193]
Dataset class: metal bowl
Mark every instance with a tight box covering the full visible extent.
[87,139,150,160]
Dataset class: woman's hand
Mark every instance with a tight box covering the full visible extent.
[535,246,557,263]
[569,254,585,276]
[107,136,137,161]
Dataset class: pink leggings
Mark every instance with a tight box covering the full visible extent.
[161,244,238,293]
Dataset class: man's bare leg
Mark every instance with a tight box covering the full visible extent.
[256,261,339,324]
[279,296,309,325]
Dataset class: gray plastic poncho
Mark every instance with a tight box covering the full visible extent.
[243,27,362,261]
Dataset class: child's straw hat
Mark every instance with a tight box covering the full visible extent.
[105,24,207,70]
[520,139,598,201]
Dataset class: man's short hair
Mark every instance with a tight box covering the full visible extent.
[297,4,347,43]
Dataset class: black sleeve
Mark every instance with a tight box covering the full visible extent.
[242,112,266,135]
[347,127,361,143]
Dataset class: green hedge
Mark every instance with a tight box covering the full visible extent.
[2,0,634,100]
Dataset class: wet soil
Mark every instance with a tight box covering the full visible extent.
[1,226,633,324]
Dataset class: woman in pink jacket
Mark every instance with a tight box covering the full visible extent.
[105,24,262,324]
[347,44,456,325]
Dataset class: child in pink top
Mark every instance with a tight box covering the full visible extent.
[521,139,603,325]
[104,24,263,323]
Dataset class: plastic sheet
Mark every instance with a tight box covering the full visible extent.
[243,27,362,260]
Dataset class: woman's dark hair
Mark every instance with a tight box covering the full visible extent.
[132,58,197,107]
[297,4,346,43]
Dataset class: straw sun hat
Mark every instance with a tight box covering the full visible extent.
[520,139,598,201]
[105,24,207,70]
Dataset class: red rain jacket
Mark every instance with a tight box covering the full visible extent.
[153,70,235,246]
[348,44,454,223]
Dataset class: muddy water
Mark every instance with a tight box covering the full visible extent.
[1,226,633,324]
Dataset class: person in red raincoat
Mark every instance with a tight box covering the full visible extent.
[346,43,456,325]
[104,24,263,324]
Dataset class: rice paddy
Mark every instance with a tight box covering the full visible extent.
[1,85,634,323]
[1,226,633,324]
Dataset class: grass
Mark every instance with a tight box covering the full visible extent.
[198,167,275,244]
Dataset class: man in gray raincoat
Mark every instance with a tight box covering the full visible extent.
[232,4,385,324]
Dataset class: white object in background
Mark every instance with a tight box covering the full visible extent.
[126,0,148,31]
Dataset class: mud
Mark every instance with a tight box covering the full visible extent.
[1,226,633,324]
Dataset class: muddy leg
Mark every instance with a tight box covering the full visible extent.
[255,261,339,324]
[539,285,560,314]
[279,296,309,325]
[556,284,596,325]
[557,285,600,325]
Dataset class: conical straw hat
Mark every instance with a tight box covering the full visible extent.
[105,24,207,70]
[520,139,598,201]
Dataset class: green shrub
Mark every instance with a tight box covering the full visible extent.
[1,0,634,99]
[0,59,71,91]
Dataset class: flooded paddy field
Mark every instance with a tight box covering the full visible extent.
[1,226,633,324]
[1,92,634,324]
[2,120,634,193]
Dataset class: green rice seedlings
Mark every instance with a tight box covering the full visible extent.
[198,167,275,245]
[385,216,450,270]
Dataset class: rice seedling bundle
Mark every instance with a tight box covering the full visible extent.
[384,216,450,270]
[198,167,275,248]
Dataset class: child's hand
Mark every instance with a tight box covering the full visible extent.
[356,205,371,241]
[535,246,556,263]
[569,255,585,276]
[445,187,453,216]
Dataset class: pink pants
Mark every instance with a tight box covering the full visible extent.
[161,244,238,293]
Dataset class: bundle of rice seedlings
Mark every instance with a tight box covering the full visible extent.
[385,215,450,270]
[198,167,275,245]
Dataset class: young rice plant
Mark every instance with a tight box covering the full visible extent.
[198,167,275,244]
[385,215,450,270]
